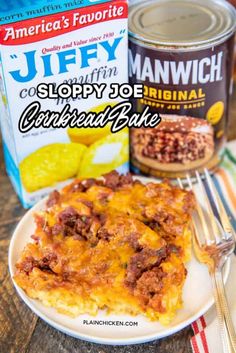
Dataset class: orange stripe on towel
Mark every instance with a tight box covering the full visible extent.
[217,168,236,209]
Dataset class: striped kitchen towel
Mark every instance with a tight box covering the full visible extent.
[191,140,236,353]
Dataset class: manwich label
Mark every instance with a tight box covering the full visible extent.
[129,35,235,178]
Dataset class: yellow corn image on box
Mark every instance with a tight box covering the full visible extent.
[0,0,129,208]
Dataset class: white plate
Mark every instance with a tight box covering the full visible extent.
[8,178,230,345]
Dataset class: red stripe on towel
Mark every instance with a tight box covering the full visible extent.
[192,321,200,334]
[200,330,210,353]
[191,336,201,353]
[200,316,207,329]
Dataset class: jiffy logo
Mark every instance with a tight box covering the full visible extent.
[9,37,123,83]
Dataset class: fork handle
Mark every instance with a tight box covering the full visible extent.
[211,270,236,353]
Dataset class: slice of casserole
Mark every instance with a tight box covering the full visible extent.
[14,171,195,325]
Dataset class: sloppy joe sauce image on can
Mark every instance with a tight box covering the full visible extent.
[129,0,236,178]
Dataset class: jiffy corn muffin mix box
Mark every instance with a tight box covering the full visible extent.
[0,0,129,208]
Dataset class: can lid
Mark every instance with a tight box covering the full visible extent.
[129,0,236,47]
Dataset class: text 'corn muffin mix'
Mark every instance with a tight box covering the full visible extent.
[0,0,129,208]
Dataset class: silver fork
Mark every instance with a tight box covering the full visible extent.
[178,169,236,353]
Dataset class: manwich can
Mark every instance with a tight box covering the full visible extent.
[129,0,236,178]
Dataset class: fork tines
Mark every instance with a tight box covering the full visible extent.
[178,169,235,247]
[179,169,236,353]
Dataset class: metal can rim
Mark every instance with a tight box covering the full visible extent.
[128,30,236,52]
[128,0,236,49]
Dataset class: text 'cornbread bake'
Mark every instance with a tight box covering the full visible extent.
[14,172,195,325]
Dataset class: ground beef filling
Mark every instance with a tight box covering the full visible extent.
[125,247,168,289]
[65,170,134,195]
[46,190,60,207]
[16,253,58,274]
[135,267,167,309]
[55,206,105,243]
[103,170,133,189]
[125,244,183,311]
[133,130,213,164]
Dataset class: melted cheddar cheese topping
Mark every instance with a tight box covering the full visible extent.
[14,171,195,325]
